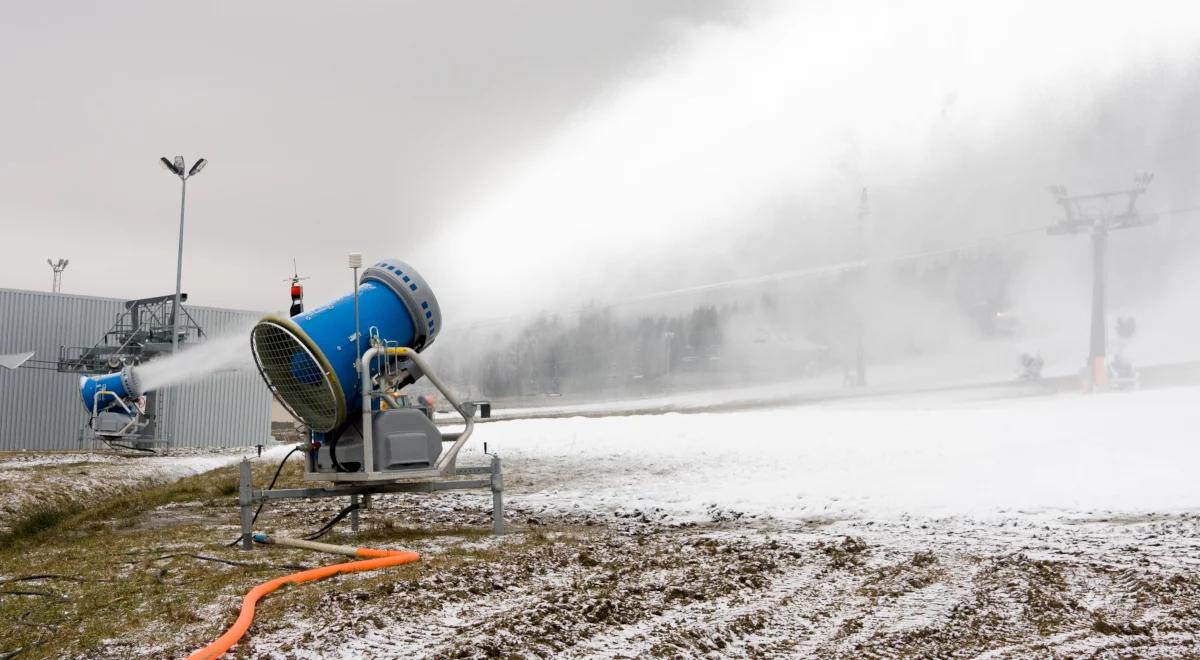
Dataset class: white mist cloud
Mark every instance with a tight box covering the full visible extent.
[421,0,1200,324]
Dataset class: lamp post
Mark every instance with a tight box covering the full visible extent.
[160,156,207,354]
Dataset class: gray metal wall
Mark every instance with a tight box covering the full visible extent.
[0,288,272,450]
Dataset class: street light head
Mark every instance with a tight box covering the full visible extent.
[160,156,182,176]
[173,156,185,173]
[188,158,207,177]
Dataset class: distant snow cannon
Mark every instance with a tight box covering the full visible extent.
[79,366,146,438]
[251,257,480,484]
[79,367,141,409]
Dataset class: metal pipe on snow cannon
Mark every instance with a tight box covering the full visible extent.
[250,258,443,433]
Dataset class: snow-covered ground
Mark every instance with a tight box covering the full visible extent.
[0,444,293,534]
[8,386,1200,658]
[239,386,1200,659]
[0,444,292,485]
[458,385,1200,523]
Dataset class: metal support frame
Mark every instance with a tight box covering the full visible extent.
[489,454,504,536]
[239,459,254,551]
[313,345,476,483]
[238,455,504,551]
[77,388,164,452]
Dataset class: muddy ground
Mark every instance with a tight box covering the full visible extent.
[244,495,1200,659]
[1,451,1198,659]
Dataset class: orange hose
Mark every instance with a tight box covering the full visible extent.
[188,547,419,660]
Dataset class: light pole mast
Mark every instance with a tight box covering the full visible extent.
[160,156,208,354]
[1047,173,1155,391]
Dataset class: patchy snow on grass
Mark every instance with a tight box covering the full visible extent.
[0,452,94,471]
[460,385,1200,523]
[0,444,296,534]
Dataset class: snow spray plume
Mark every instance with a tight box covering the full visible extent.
[421,0,1200,325]
[419,0,1200,396]
[133,326,255,391]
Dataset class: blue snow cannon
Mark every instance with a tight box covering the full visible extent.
[79,366,141,413]
[250,258,442,432]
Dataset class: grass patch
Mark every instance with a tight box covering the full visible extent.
[0,453,546,659]
[0,455,308,553]
[0,502,84,548]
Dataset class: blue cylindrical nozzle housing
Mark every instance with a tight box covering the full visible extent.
[293,279,415,401]
[79,366,141,413]
[250,258,442,432]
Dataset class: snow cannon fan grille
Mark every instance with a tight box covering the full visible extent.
[251,320,344,432]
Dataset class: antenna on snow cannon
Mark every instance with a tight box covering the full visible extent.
[248,257,478,483]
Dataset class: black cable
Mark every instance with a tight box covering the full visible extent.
[329,417,365,473]
[345,416,364,472]
[100,439,156,453]
[328,427,345,473]
[225,446,301,547]
[303,503,361,541]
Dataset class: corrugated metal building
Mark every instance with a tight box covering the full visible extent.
[0,288,272,450]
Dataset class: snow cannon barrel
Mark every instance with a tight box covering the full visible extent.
[250,258,442,432]
[79,366,141,412]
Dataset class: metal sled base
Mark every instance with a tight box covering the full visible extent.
[236,454,504,551]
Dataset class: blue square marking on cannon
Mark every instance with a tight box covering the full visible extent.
[425,311,433,319]
[421,301,429,309]
[409,284,418,291]
[402,275,411,283]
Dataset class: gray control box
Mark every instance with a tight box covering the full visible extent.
[313,408,442,474]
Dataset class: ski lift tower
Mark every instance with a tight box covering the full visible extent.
[1047,173,1156,391]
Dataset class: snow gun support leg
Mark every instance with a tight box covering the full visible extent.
[237,448,504,552]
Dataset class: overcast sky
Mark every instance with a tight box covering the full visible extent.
[0,0,742,310]
[2,1,1198,330]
